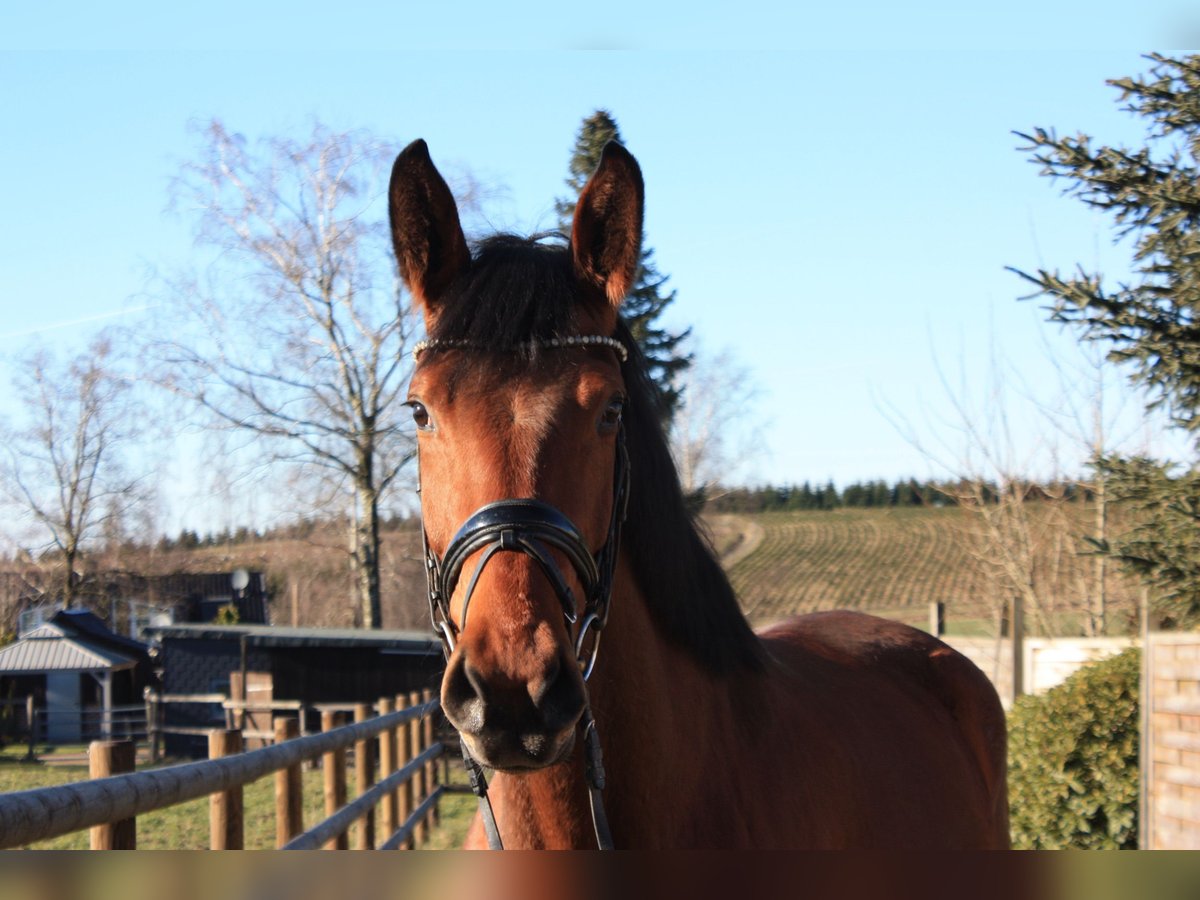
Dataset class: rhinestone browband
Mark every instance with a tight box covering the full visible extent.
[412,335,628,363]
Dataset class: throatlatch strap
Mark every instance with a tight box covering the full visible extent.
[582,706,614,850]
[461,739,504,850]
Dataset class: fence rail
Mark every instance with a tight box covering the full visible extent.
[0,692,444,850]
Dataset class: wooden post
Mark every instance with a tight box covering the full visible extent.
[929,601,945,637]
[397,693,413,850]
[143,690,155,762]
[209,729,244,849]
[89,740,136,849]
[409,690,427,846]
[274,717,303,848]
[422,688,439,828]
[354,703,375,850]
[322,710,348,849]
[377,697,398,841]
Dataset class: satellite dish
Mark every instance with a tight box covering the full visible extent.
[231,569,250,591]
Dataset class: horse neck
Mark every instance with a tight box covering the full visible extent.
[480,559,745,848]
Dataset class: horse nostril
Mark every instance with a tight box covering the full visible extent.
[463,658,489,701]
[528,653,561,707]
[531,654,586,733]
[442,654,486,735]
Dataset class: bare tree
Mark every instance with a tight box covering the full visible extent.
[151,120,428,629]
[0,335,143,608]
[1029,337,1146,636]
[884,336,1133,644]
[669,341,764,500]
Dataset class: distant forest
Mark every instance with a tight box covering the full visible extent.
[144,478,1098,552]
[152,513,418,554]
[703,478,1097,514]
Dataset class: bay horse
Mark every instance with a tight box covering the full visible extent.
[388,138,1009,849]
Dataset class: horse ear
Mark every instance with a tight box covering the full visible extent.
[571,141,644,307]
[388,139,470,320]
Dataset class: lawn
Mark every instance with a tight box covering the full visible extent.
[0,743,474,850]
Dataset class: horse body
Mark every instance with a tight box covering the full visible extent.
[389,138,1009,849]
[468,584,1008,849]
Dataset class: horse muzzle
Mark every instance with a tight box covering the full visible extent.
[441,646,586,771]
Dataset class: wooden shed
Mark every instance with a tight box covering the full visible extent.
[147,623,443,756]
[0,610,154,743]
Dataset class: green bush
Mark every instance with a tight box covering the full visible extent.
[1008,647,1140,849]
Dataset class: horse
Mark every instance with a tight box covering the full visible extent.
[387,138,1009,849]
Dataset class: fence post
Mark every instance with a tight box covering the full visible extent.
[423,688,439,828]
[274,716,303,848]
[322,710,348,850]
[377,697,398,840]
[409,691,427,847]
[209,729,244,849]
[929,601,945,637]
[354,703,375,850]
[89,740,136,849]
[143,690,156,762]
[154,691,165,762]
[396,693,413,850]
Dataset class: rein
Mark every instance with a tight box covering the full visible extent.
[415,336,630,850]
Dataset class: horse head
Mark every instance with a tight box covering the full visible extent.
[389,138,643,772]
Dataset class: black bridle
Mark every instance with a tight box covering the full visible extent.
[419,422,630,850]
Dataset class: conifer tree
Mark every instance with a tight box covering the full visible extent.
[556,110,692,421]
[1013,54,1200,624]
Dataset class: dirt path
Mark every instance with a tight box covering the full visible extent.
[704,514,766,570]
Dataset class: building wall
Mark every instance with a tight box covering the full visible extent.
[161,637,272,757]
[159,635,443,757]
[941,636,1136,709]
[162,637,272,697]
[1143,632,1200,849]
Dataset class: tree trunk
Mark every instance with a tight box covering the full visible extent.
[354,477,383,630]
[63,544,78,608]
[1092,473,1108,636]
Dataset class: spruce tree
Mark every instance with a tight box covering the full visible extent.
[1012,54,1200,624]
[556,110,692,421]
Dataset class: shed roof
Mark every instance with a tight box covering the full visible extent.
[146,623,440,653]
[0,623,139,674]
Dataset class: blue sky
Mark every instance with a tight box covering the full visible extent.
[1,4,1196,533]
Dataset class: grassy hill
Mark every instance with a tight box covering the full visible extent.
[725,507,980,627]
[716,505,1140,636]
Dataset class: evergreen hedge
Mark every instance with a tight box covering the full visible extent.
[1007,647,1140,849]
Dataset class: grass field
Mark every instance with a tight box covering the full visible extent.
[728,507,980,627]
[723,505,1139,635]
[0,743,475,850]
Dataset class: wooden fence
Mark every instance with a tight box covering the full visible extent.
[2,697,149,754]
[0,690,445,850]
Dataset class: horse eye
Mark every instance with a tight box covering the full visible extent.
[408,401,433,431]
[599,398,624,432]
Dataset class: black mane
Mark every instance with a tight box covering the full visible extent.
[429,234,764,674]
